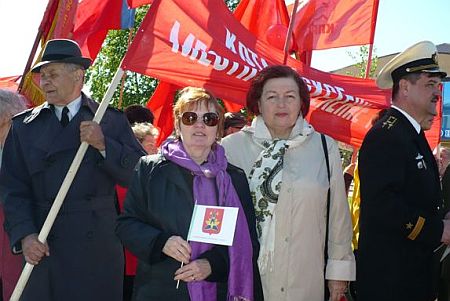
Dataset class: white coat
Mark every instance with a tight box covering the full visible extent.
[221,117,355,301]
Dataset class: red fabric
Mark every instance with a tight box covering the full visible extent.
[52,0,78,39]
[425,97,442,150]
[221,0,292,112]
[234,0,291,50]
[72,0,123,60]
[121,0,390,148]
[38,0,60,40]
[291,0,379,51]
[146,82,177,146]
[0,206,22,301]
[0,76,20,91]
[127,0,152,8]
[116,185,137,276]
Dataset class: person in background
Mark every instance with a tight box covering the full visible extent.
[223,111,248,137]
[124,104,154,125]
[117,121,159,301]
[357,41,450,301]
[0,89,27,301]
[116,87,263,301]
[0,39,145,301]
[221,65,355,301]
[119,104,155,301]
[435,146,450,301]
[132,122,159,155]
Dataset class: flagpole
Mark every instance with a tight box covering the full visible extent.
[10,67,125,301]
[283,0,300,65]
[364,43,374,79]
[365,0,380,78]
[18,0,59,92]
[118,29,135,109]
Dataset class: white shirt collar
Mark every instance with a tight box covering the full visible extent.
[391,105,421,134]
[53,95,82,121]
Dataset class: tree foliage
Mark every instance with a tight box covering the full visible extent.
[85,0,240,109]
[345,45,378,79]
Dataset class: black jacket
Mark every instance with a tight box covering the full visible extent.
[0,94,145,301]
[116,154,264,301]
[357,108,444,301]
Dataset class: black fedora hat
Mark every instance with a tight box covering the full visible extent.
[31,39,92,73]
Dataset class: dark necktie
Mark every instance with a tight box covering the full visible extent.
[60,107,69,127]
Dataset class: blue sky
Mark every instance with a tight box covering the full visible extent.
[1,0,449,77]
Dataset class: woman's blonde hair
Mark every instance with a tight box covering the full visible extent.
[131,122,159,143]
[173,87,225,139]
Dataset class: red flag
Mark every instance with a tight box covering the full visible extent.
[146,82,177,146]
[235,0,291,50]
[424,98,442,150]
[127,0,152,8]
[121,0,389,148]
[72,0,135,61]
[0,76,20,92]
[291,0,379,51]
[21,0,79,106]
[221,0,291,112]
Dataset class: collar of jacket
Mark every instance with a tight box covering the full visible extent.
[23,92,98,124]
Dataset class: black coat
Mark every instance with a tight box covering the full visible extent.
[0,94,145,301]
[116,154,264,301]
[357,108,444,301]
[439,166,450,301]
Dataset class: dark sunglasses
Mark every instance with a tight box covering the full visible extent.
[181,111,219,127]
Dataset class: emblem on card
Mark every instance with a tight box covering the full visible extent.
[202,208,224,235]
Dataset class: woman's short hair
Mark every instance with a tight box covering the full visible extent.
[0,89,27,118]
[131,122,159,143]
[173,87,225,139]
[246,65,310,117]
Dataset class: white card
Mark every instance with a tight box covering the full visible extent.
[187,205,239,246]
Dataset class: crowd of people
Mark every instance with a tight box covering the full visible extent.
[0,38,448,301]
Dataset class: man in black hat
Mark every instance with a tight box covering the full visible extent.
[357,41,450,301]
[0,39,145,301]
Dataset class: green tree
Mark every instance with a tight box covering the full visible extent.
[345,45,378,79]
[85,6,156,109]
[86,0,240,109]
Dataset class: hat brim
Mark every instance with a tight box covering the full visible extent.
[376,41,447,89]
[31,57,92,73]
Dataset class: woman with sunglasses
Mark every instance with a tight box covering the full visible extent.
[116,87,263,301]
[221,65,355,301]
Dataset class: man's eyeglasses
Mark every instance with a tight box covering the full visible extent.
[180,112,219,127]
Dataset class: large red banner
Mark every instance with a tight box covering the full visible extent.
[121,0,441,149]
[290,0,379,51]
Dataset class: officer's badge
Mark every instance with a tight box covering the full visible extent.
[432,52,439,65]
[415,153,427,169]
[382,116,397,129]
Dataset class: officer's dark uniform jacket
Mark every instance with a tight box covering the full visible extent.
[0,94,145,301]
[357,108,444,301]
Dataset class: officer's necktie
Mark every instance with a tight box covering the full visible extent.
[60,106,69,127]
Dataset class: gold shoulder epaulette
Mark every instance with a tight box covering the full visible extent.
[382,116,397,129]
[407,216,425,240]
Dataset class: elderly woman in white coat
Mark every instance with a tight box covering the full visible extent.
[221,65,355,301]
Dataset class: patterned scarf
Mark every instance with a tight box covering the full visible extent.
[247,116,313,274]
[248,139,287,274]
[162,139,254,301]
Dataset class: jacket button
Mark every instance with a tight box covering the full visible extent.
[86,231,93,239]
[281,287,285,292]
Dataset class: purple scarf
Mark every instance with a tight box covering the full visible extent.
[162,139,254,301]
